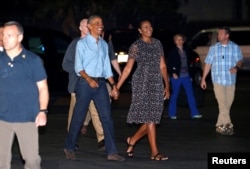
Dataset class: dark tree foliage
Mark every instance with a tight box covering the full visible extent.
[0,0,182,35]
[0,0,180,21]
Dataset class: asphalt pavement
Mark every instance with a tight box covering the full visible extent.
[10,84,250,169]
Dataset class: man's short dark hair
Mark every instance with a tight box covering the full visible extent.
[218,26,231,35]
[87,15,101,24]
[4,21,24,35]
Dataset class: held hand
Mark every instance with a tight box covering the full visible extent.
[110,87,119,100]
[200,80,207,90]
[35,112,47,127]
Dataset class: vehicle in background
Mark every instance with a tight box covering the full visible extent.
[110,29,204,107]
[111,29,177,65]
[22,27,72,95]
[111,29,139,64]
[109,29,138,90]
[188,26,250,71]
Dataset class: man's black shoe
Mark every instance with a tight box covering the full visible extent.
[98,139,105,151]
[75,144,79,151]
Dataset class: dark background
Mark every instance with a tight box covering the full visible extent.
[1,0,250,39]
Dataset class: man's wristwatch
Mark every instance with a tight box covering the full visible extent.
[40,109,48,113]
[110,83,116,88]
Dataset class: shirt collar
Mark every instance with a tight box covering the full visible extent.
[219,40,233,47]
[86,33,102,44]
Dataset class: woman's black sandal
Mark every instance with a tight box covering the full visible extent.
[126,137,134,158]
[151,153,168,161]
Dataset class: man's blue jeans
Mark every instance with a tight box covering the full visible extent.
[64,78,118,155]
[168,76,200,117]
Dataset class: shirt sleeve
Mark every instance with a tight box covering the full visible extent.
[236,45,243,62]
[62,39,78,73]
[75,40,84,76]
[204,46,214,64]
[128,43,138,60]
[103,41,113,78]
[108,41,116,61]
[32,54,47,82]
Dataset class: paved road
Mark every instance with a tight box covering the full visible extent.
[11,78,250,169]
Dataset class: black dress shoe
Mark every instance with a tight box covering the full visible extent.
[75,144,79,151]
[107,154,126,161]
[64,149,76,160]
[97,139,105,151]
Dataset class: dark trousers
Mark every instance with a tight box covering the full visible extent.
[168,76,200,117]
[64,78,118,155]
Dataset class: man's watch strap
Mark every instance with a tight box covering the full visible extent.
[110,83,116,88]
[40,109,48,113]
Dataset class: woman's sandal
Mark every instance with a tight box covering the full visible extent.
[151,153,168,161]
[126,137,135,158]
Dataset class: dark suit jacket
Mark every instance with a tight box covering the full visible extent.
[167,46,198,78]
